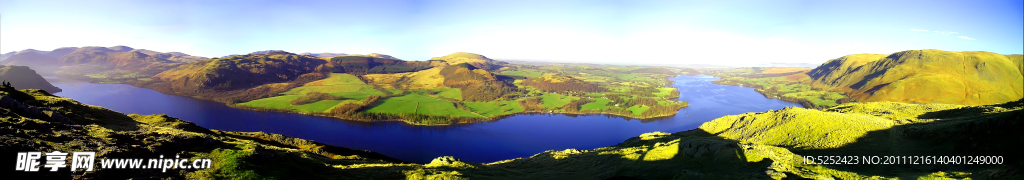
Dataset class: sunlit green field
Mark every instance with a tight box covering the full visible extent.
[283,73,368,95]
[366,94,482,117]
[580,98,613,111]
[464,100,525,117]
[237,95,356,113]
[626,105,650,115]
[539,93,579,109]
[435,87,462,100]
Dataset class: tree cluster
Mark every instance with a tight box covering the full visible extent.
[518,98,545,111]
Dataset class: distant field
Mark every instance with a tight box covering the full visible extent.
[626,105,650,115]
[580,98,613,111]
[292,100,353,113]
[366,94,481,117]
[500,70,543,78]
[654,87,674,97]
[464,100,524,117]
[237,95,302,110]
[539,93,579,109]
[761,67,809,74]
[329,87,385,99]
[435,88,462,100]
[237,95,355,113]
[284,73,368,95]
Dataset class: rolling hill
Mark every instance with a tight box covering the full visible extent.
[2,51,63,75]
[139,51,327,103]
[808,50,1023,105]
[429,52,503,70]
[0,65,61,92]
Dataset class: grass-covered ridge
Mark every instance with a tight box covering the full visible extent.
[708,50,1024,108]
[808,50,1023,105]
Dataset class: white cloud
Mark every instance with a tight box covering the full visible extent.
[958,36,976,40]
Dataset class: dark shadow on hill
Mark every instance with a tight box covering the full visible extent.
[792,99,1024,179]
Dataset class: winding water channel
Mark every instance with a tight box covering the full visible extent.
[49,75,800,163]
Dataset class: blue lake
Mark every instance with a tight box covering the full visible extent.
[49,75,800,163]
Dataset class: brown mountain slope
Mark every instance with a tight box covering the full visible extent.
[808,50,1023,105]
[44,47,79,59]
[139,51,327,103]
[0,65,61,93]
[149,52,324,91]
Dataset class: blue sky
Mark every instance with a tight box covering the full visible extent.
[1,0,1021,65]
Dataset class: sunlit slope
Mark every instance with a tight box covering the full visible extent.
[1008,54,1023,76]
[808,50,1023,105]
[408,100,1021,179]
[429,52,502,70]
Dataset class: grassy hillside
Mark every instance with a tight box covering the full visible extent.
[809,50,1023,105]
[139,51,327,103]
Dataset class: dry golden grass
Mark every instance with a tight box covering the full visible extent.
[363,67,446,89]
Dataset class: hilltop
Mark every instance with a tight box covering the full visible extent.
[429,52,503,70]
[808,50,1023,105]
[0,65,61,92]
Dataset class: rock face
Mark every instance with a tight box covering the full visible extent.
[0,65,61,92]
[808,50,1024,105]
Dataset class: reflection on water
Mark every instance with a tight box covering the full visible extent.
[49,75,800,163]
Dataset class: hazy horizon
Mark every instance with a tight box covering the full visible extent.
[2,0,1021,65]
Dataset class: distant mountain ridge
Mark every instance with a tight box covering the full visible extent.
[300,52,348,58]
[808,50,1023,105]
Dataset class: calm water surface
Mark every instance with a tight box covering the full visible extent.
[49,75,799,163]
